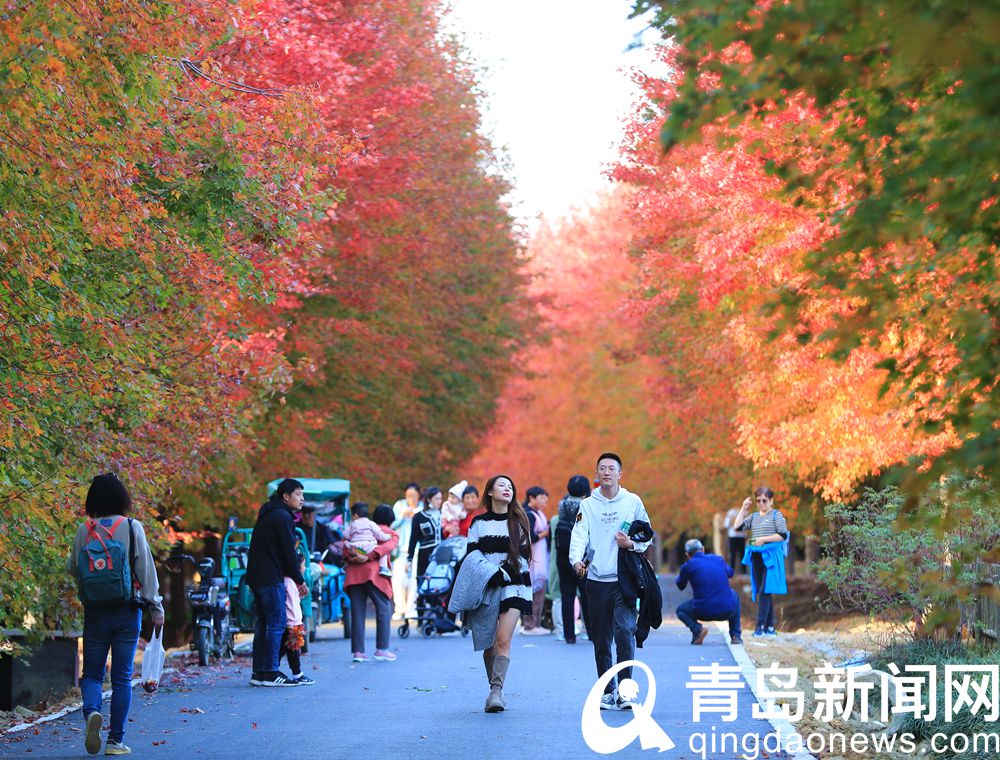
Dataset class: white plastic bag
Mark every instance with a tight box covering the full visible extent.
[141,627,165,693]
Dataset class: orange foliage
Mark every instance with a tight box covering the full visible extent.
[613,46,959,507]
[464,194,726,531]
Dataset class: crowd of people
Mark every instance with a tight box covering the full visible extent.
[389,478,591,641]
[236,453,663,712]
[67,457,788,753]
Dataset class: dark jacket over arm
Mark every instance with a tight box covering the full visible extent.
[618,520,662,647]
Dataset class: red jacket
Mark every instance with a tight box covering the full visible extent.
[344,527,398,598]
[459,508,485,537]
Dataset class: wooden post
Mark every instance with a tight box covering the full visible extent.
[712,512,726,557]
[804,535,820,577]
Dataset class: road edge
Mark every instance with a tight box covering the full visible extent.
[3,668,177,736]
[713,621,816,760]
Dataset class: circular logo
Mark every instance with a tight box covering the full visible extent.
[581,660,676,754]
[94,558,107,571]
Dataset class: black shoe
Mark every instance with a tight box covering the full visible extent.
[249,672,264,686]
[731,635,743,645]
[291,673,315,685]
[565,637,576,644]
[259,671,298,687]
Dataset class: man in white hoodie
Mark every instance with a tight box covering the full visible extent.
[569,452,653,711]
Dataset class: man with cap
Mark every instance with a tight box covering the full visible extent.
[675,538,742,645]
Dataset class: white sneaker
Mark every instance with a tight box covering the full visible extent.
[600,692,619,711]
[104,740,131,755]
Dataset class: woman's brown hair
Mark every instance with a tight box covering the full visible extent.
[480,474,530,570]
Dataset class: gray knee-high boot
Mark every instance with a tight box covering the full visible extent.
[483,653,495,681]
[485,655,510,712]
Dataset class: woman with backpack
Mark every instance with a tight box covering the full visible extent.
[69,473,163,756]
[555,475,592,644]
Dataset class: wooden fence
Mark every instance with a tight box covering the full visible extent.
[968,561,1000,642]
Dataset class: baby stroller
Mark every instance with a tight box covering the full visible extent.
[397,536,470,639]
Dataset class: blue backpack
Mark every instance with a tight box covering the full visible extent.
[77,518,137,607]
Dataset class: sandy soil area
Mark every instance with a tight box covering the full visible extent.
[742,616,917,760]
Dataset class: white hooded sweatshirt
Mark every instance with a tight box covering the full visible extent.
[568,486,652,582]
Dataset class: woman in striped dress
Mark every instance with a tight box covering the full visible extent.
[466,474,532,712]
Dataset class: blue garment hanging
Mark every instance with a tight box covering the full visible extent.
[742,540,788,600]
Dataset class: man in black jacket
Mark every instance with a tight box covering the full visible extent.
[246,478,307,687]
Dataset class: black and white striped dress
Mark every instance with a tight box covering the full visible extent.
[466,511,532,615]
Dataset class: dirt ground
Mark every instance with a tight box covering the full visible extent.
[743,616,917,760]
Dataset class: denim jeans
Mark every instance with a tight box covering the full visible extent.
[676,595,742,638]
[251,583,286,674]
[81,604,142,743]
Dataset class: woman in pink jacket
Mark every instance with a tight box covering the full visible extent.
[344,504,399,662]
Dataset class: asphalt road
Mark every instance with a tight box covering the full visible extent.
[2,578,782,760]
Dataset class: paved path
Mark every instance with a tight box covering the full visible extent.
[2,578,783,759]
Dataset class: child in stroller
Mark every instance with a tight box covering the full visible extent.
[397,536,469,639]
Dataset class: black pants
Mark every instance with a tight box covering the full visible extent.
[278,629,301,675]
[415,547,434,579]
[728,536,746,574]
[556,552,591,641]
[750,553,776,629]
[347,582,392,653]
[586,580,637,694]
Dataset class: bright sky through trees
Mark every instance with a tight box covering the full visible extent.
[446,0,659,224]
